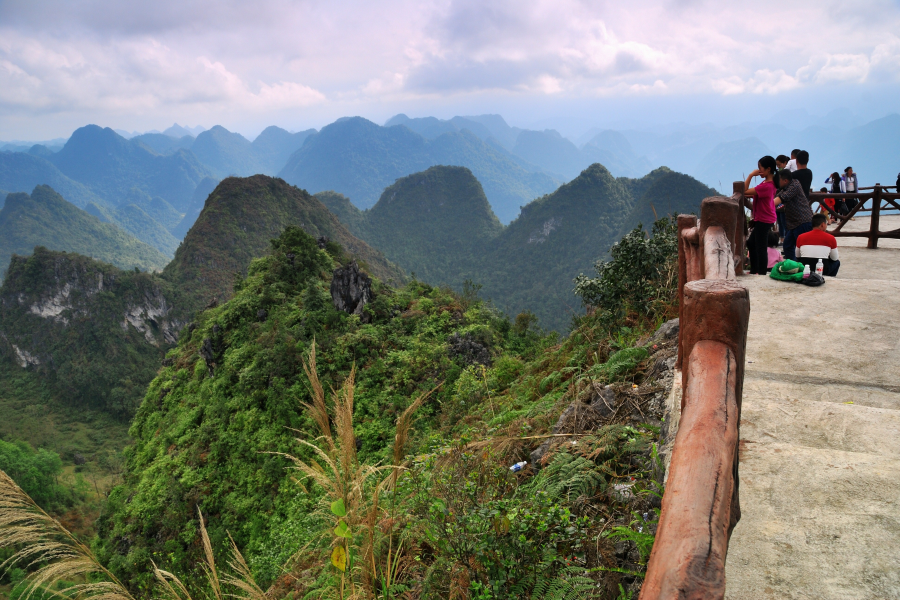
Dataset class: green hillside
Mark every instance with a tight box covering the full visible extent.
[91,220,677,596]
[0,247,178,418]
[361,166,503,283]
[0,185,169,279]
[278,117,560,223]
[163,175,405,314]
[317,165,714,332]
[0,151,105,208]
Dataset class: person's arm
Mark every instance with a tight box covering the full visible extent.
[743,171,759,204]
[829,247,839,261]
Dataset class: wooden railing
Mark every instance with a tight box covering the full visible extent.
[809,184,900,249]
[640,186,750,599]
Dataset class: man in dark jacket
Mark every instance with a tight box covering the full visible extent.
[775,169,814,261]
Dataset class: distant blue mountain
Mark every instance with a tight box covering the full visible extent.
[50,125,211,211]
[0,151,105,208]
[279,116,560,223]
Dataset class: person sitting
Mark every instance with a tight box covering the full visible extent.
[796,214,840,277]
[767,230,783,271]
[774,169,813,261]
[817,187,836,224]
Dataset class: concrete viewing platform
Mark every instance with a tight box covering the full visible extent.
[725,216,900,599]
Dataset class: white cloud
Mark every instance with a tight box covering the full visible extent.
[1,0,900,137]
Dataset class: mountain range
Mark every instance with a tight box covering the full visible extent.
[0,185,169,279]
[316,163,715,331]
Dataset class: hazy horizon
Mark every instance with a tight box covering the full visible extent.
[2,0,899,141]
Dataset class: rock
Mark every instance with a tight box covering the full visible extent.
[200,338,216,375]
[73,452,87,465]
[330,261,372,321]
[530,400,606,467]
[317,236,329,250]
[646,318,679,347]
[447,332,491,366]
[589,383,618,417]
[257,309,268,321]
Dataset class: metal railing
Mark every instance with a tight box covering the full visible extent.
[809,184,900,249]
[640,187,749,599]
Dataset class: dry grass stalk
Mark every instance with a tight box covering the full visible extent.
[0,470,135,600]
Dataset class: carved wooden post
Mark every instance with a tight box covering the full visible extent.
[869,185,882,249]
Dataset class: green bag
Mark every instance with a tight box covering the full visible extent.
[769,259,805,282]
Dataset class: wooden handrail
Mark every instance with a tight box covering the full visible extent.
[809,184,899,248]
[642,189,749,600]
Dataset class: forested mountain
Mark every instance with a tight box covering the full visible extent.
[251,125,316,174]
[0,151,105,208]
[51,125,212,211]
[0,247,178,418]
[278,116,559,223]
[0,185,169,280]
[318,166,504,284]
[85,200,181,257]
[170,176,220,240]
[318,164,714,331]
[162,175,404,314]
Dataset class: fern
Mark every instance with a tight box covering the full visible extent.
[528,453,607,501]
[530,564,599,599]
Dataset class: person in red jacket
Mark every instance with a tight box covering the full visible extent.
[796,214,840,276]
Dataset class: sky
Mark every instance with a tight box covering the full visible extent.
[2,0,900,140]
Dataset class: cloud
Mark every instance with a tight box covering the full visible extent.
[1,0,900,137]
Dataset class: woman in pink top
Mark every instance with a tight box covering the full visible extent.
[743,155,778,275]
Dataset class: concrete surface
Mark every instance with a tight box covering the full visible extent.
[725,222,900,599]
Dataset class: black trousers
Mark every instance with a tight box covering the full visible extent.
[748,222,772,275]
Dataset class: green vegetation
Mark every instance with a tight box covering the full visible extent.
[0,247,175,418]
[279,117,560,222]
[0,185,170,280]
[318,164,711,332]
[163,175,405,315]
[78,218,678,597]
[0,151,105,209]
[0,439,76,511]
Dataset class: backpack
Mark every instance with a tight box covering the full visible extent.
[769,259,805,282]
[802,273,826,287]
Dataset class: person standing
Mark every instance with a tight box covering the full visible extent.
[774,169,814,261]
[786,149,800,172]
[743,156,779,275]
[825,172,848,215]
[842,167,860,213]
[793,150,813,199]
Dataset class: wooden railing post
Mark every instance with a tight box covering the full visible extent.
[732,182,746,276]
[676,215,698,371]
[869,184,882,249]
[642,194,749,600]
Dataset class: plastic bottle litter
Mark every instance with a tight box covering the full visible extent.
[802,264,811,279]
[816,259,824,276]
[509,461,527,472]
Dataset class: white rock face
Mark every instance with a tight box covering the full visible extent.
[12,344,40,368]
[121,289,179,346]
[23,274,105,325]
[527,217,561,244]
